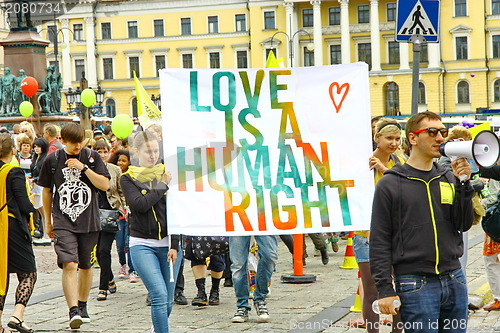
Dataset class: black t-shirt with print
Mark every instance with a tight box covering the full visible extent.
[38,148,110,233]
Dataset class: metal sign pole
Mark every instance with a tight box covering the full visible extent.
[409,34,426,115]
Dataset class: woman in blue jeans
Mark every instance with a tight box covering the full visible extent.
[120,131,181,333]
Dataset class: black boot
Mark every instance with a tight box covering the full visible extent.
[192,278,208,306]
[209,277,221,305]
[320,249,329,265]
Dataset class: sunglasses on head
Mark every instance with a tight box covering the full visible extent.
[411,127,449,138]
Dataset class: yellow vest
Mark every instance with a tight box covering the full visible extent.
[0,163,15,296]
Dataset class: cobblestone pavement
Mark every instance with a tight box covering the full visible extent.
[1,223,498,332]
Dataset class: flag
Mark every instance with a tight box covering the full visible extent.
[134,71,162,129]
[468,122,491,138]
[265,50,280,68]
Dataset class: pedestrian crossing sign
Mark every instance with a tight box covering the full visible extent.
[396,0,440,43]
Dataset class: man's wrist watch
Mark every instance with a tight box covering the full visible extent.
[82,164,89,173]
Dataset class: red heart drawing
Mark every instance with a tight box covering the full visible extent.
[329,82,350,113]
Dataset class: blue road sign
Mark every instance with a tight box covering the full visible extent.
[396,0,440,43]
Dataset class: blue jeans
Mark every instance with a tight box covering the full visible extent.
[395,268,468,333]
[229,235,278,310]
[115,219,134,272]
[130,245,182,333]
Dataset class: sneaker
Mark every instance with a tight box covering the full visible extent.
[192,290,208,306]
[174,292,188,305]
[254,300,270,322]
[118,265,127,278]
[331,241,339,253]
[129,271,139,283]
[69,307,83,329]
[78,304,90,323]
[208,289,220,305]
[231,307,249,323]
[33,238,52,246]
[484,299,500,311]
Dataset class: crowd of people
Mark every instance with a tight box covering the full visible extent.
[2,111,500,333]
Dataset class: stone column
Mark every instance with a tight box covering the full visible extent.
[370,0,381,71]
[60,19,72,88]
[339,0,350,64]
[311,0,323,66]
[399,42,410,70]
[84,16,97,87]
[428,43,441,68]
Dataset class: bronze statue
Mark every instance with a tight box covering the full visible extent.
[13,69,28,111]
[0,68,16,114]
[38,65,62,114]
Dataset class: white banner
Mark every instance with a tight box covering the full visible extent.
[160,64,374,236]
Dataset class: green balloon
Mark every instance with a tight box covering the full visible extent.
[112,114,134,139]
[19,101,34,117]
[81,88,96,107]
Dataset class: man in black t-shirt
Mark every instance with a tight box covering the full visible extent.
[38,123,110,330]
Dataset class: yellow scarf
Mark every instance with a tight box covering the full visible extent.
[0,163,15,296]
[124,164,165,184]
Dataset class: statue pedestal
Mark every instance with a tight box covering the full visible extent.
[0,30,49,90]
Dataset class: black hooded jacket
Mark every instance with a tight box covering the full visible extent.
[370,162,474,298]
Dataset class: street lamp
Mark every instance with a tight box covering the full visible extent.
[270,29,314,67]
[63,81,106,129]
[40,12,76,75]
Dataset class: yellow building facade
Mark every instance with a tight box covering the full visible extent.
[32,0,500,118]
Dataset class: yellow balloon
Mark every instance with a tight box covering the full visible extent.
[19,101,34,117]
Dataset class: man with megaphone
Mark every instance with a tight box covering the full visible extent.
[370,111,474,333]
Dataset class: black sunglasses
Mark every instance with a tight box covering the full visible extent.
[411,127,449,138]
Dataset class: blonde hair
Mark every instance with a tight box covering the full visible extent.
[446,125,471,142]
[16,133,33,150]
[19,121,36,141]
[374,118,401,141]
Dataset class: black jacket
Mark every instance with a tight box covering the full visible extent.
[120,173,180,250]
[370,162,474,298]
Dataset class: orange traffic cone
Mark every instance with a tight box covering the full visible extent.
[340,231,358,269]
[350,270,362,312]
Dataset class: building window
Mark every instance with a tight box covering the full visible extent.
[456,36,468,60]
[418,82,426,104]
[329,7,340,25]
[235,14,246,31]
[106,99,116,118]
[237,50,248,68]
[73,24,83,41]
[455,0,467,17]
[129,56,140,78]
[101,23,111,39]
[155,55,165,76]
[48,25,57,44]
[128,21,138,38]
[358,5,370,24]
[494,0,500,14]
[388,41,400,64]
[266,48,277,60]
[103,58,113,80]
[209,52,220,68]
[303,9,313,27]
[75,60,85,81]
[493,35,500,58]
[181,18,191,35]
[330,45,341,65]
[494,79,500,102]
[264,11,276,30]
[420,44,429,63]
[358,43,372,69]
[385,82,400,115]
[154,19,164,37]
[182,54,193,68]
[208,16,218,33]
[132,97,138,118]
[304,47,314,66]
[387,3,396,22]
[457,81,470,103]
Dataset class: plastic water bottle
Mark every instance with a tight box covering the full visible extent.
[372,299,401,314]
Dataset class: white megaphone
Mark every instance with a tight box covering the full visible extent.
[439,130,500,180]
